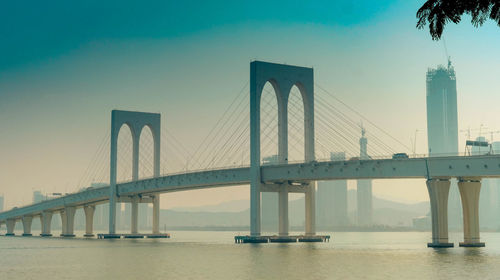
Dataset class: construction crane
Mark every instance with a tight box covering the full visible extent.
[488,131,500,142]
[460,125,486,140]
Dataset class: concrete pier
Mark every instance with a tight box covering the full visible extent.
[60,207,76,237]
[84,205,95,237]
[458,178,485,247]
[21,216,33,236]
[278,185,289,236]
[6,219,16,236]
[40,211,53,237]
[152,195,160,234]
[426,178,454,248]
[131,197,139,234]
[305,182,316,236]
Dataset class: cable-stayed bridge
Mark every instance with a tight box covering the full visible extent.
[1,61,499,247]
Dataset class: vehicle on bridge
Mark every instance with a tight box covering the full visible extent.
[392,153,409,159]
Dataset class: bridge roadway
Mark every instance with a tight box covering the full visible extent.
[1,154,500,222]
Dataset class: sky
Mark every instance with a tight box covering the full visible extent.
[0,0,499,210]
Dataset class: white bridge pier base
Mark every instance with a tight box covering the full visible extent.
[426,178,454,248]
[305,183,316,236]
[152,195,160,234]
[458,178,485,247]
[278,185,289,236]
[84,205,95,237]
[6,219,16,236]
[21,216,33,236]
[40,211,53,237]
[131,197,139,234]
[60,207,76,237]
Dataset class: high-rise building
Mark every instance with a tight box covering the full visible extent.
[261,155,279,233]
[426,62,458,156]
[426,61,461,229]
[316,152,349,230]
[33,191,47,203]
[357,128,373,226]
[0,195,4,212]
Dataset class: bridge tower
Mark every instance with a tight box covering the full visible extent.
[109,110,161,235]
[249,61,315,236]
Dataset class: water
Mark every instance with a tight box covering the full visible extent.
[2,231,500,279]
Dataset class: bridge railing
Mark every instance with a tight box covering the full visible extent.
[115,163,252,185]
[267,152,500,167]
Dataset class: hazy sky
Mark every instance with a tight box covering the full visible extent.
[1,0,499,209]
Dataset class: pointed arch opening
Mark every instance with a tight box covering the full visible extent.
[139,125,155,179]
[116,123,134,183]
[260,80,280,165]
[287,84,305,163]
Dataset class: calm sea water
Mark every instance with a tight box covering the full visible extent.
[1,231,500,280]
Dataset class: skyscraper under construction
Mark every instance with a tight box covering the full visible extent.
[426,60,461,229]
[426,60,458,156]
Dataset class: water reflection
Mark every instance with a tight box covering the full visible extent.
[1,231,500,280]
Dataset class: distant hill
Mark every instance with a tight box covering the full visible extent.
[171,199,249,213]
[161,190,429,228]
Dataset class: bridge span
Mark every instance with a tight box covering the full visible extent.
[0,61,497,247]
[1,155,500,245]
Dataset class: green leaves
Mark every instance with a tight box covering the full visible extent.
[416,0,500,40]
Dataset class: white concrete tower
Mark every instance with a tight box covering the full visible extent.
[249,61,315,236]
[109,110,161,235]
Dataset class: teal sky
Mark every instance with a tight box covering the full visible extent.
[1,0,499,209]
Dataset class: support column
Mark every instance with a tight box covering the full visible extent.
[458,178,485,247]
[277,89,288,237]
[426,178,454,247]
[61,207,76,237]
[304,81,316,237]
[60,210,67,236]
[109,112,119,235]
[40,211,53,237]
[305,182,316,236]
[152,195,160,234]
[21,216,33,236]
[249,66,261,237]
[152,112,161,235]
[131,197,139,234]
[6,219,16,236]
[278,184,289,236]
[84,205,96,237]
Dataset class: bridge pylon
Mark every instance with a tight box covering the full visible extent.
[109,110,161,235]
[249,61,315,237]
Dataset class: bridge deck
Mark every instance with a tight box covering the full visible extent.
[2,155,500,222]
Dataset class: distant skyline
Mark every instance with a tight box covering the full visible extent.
[1,0,499,209]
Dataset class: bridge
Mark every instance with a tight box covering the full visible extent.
[0,61,498,247]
